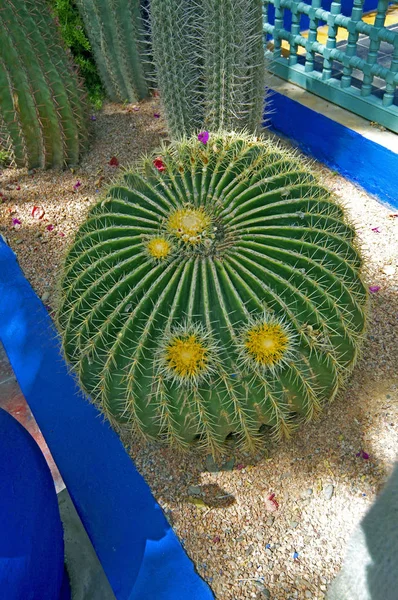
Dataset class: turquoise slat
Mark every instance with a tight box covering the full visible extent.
[263,0,398,132]
[361,0,388,97]
[322,0,342,80]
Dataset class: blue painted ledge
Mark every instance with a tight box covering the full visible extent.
[0,238,214,600]
[266,89,398,210]
[0,407,69,600]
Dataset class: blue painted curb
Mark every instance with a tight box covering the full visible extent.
[0,407,68,600]
[266,89,398,210]
[0,239,214,600]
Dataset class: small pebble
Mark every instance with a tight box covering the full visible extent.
[187,485,202,496]
[220,457,235,471]
[382,265,395,275]
[301,488,313,499]
[305,591,312,599]
[254,582,270,598]
[41,291,50,302]
[323,484,334,500]
[205,454,219,472]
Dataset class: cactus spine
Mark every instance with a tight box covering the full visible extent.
[150,0,266,138]
[74,0,154,103]
[0,0,88,169]
[57,133,368,455]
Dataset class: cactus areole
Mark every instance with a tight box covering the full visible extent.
[57,133,367,454]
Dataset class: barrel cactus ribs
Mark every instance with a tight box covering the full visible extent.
[0,0,88,169]
[56,132,368,454]
[74,0,154,103]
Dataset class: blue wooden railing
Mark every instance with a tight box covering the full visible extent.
[263,0,398,132]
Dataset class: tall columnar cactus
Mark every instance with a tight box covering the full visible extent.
[57,133,368,455]
[74,0,154,103]
[0,0,88,169]
[150,0,266,138]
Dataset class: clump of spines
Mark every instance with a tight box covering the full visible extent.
[56,132,368,456]
[150,0,266,138]
[0,0,88,169]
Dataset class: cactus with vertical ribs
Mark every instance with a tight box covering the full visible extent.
[0,0,88,169]
[56,132,367,455]
[150,0,266,138]
[74,0,154,103]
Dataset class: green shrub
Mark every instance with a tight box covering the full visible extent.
[56,132,368,455]
[48,0,104,108]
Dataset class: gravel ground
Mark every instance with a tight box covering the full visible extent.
[1,99,397,600]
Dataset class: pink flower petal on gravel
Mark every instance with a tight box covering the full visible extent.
[12,218,21,226]
[31,206,45,219]
[265,493,279,512]
[371,227,381,233]
[369,285,380,293]
[58,231,65,237]
[46,224,54,231]
[109,156,119,167]
[153,113,160,118]
[356,449,370,459]
[212,536,221,544]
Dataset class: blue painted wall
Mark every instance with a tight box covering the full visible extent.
[0,240,214,600]
[0,408,68,600]
[266,89,398,210]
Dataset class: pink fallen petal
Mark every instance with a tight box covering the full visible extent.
[212,536,220,544]
[356,449,370,460]
[31,206,45,219]
[46,224,54,231]
[265,493,279,512]
[371,227,381,233]
[58,231,65,237]
[12,218,21,226]
[369,285,380,293]
[73,180,81,191]
[154,113,160,118]
[109,156,119,167]
[235,463,245,470]
[16,186,21,190]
